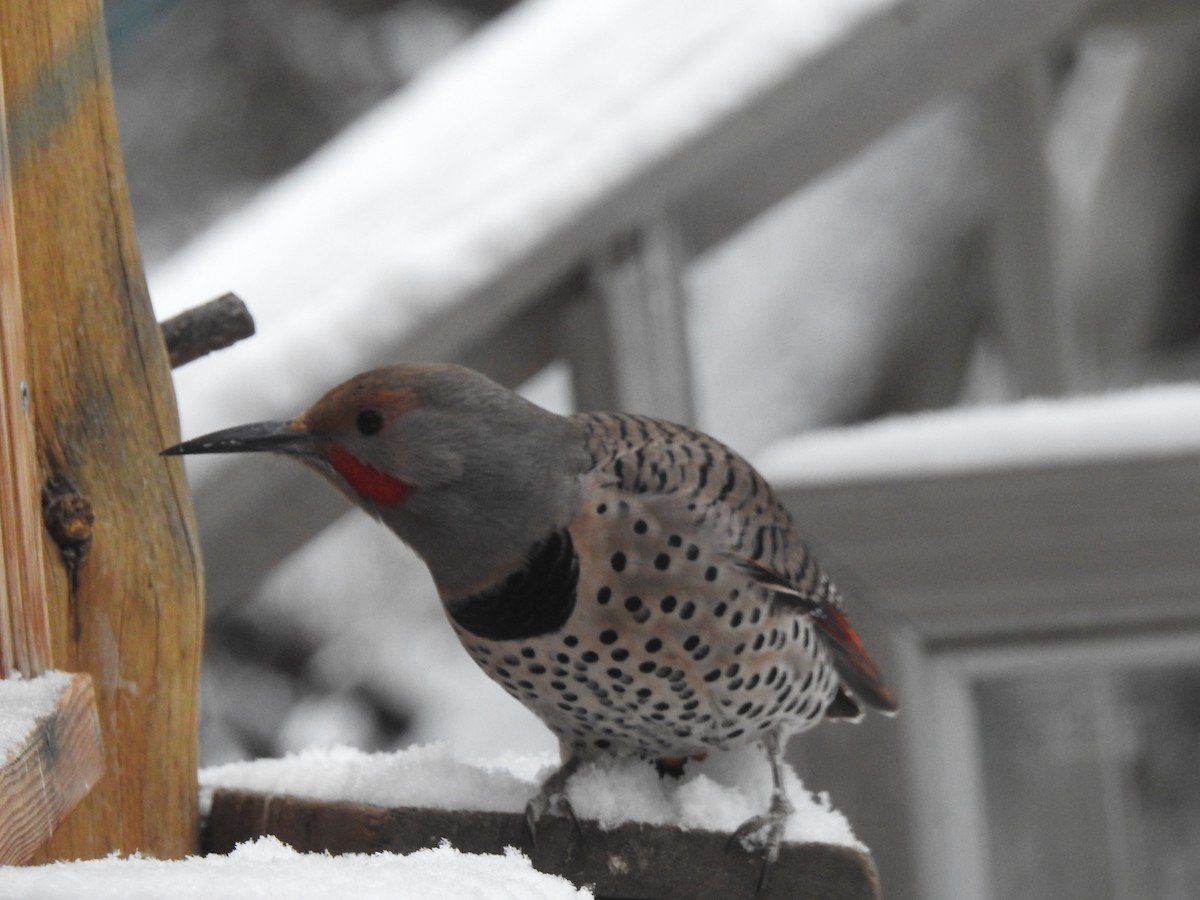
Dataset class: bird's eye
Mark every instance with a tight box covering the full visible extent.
[356,408,385,436]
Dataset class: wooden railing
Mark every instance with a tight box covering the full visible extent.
[158,0,1169,612]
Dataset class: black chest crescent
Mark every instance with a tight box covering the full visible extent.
[447,528,579,641]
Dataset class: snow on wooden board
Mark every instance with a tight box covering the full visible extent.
[199,741,860,848]
[756,384,1200,485]
[0,836,591,900]
[0,671,72,765]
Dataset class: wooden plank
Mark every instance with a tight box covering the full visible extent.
[0,0,204,859]
[0,672,103,865]
[975,60,1074,395]
[673,0,1095,254]
[0,53,51,679]
[777,453,1200,643]
[580,219,696,423]
[204,789,881,900]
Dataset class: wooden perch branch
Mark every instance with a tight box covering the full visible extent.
[0,673,103,864]
[160,293,256,369]
[205,790,881,900]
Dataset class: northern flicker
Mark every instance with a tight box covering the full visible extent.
[164,362,896,884]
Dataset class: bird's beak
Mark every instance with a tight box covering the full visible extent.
[161,419,317,457]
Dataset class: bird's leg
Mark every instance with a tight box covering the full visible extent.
[728,732,794,892]
[525,753,584,847]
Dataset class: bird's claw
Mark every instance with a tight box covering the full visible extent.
[524,791,582,847]
[727,792,793,893]
[525,759,585,848]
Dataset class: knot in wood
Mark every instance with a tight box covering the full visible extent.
[42,474,94,560]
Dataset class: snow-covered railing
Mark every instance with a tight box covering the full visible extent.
[155,0,1139,610]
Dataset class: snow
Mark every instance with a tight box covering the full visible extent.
[200,741,860,848]
[755,384,1200,485]
[0,837,591,900]
[0,671,72,765]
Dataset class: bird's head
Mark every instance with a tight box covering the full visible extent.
[164,362,585,594]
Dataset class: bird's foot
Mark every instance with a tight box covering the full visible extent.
[525,757,584,848]
[727,790,794,893]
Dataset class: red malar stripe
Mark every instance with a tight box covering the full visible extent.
[329,446,413,507]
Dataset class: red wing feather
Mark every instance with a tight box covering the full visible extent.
[810,601,898,714]
[734,558,898,714]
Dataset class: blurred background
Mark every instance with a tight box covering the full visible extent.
[106,1,1200,898]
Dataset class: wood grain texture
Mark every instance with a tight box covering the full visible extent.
[0,0,204,860]
[0,672,103,864]
[0,55,51,679]
[205,789,881,900]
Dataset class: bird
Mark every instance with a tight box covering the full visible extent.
[163,361,896,886]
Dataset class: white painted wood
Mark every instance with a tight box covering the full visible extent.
[777,453,1200,642]
[587,219,695,423]
[901,646,994,900]
[976,59,1075,394]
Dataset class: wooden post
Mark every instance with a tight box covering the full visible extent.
[1,42,104,867]
[0,0,205,860]
[0,51,51,679]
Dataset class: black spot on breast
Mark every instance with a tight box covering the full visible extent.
[447,529,578,641]
[611,552,627,572]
